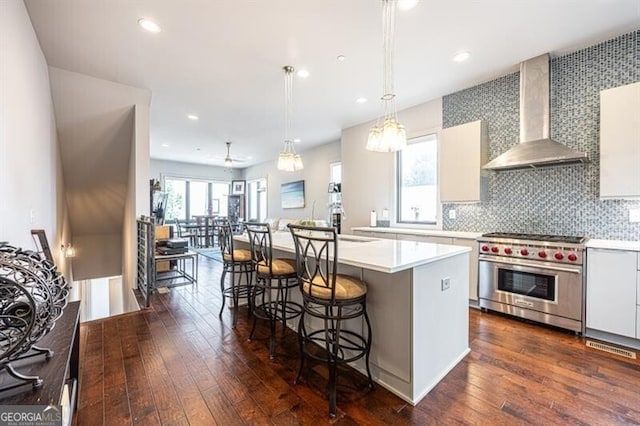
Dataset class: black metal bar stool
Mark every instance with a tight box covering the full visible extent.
[288,224,374,418]
[218,221,256,328]
[245,223,302,358]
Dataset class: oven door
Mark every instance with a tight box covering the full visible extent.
[478,256,583,320]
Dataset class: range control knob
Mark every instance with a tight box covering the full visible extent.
[568,253,578,262]
[481,245,490,252]
[504,248,513,254]
[554,252,564,260]
[491,246,499,253]
[520,249,529,256]
[538,251,547,258]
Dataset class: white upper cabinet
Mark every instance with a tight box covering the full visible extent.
[599,81,640,199]
[440,120,488,203]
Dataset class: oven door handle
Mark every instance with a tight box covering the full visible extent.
[478,256,583,274]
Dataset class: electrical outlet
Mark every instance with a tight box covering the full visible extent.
[29,208,35,224]
[441,277,451,291]
[630,208,640,223]
[448,209,456,219]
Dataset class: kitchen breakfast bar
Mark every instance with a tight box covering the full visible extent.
[235,232,471,405]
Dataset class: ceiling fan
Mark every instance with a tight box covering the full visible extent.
[222,141,246,167]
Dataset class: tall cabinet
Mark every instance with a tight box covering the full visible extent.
[228,195,245,228]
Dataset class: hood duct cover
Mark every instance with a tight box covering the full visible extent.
[483,54,588,171]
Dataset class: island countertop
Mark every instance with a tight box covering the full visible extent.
[235,231,470,274]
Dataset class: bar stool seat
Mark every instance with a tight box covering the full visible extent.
[245,223,302,359]
[303,274,367,300]
[223,249,252,262]
[288,224,374,418]
[257,258,296,275]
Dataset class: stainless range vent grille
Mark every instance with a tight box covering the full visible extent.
[586,340,636,359]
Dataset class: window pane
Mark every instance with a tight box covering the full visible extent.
[397,134,438,224]
[248,181,258,220]
[211,182,228,215]
[330,162,342,183]
[165,179,186,221]
[190,181,208,217]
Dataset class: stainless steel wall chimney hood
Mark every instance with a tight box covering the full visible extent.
[483,54,588,171]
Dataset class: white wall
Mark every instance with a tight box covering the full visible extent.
[341,98,443,233]
[0,1,70,276]
[150,159,243,183]
[243,141,341,222]
[123,104,150,298]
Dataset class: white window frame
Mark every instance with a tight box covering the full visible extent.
[393,132,443,229]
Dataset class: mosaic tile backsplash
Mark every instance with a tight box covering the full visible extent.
[442,30,640,241]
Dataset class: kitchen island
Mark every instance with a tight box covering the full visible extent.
[235,232,471,405]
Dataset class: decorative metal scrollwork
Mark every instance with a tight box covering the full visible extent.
[0,243,69,390]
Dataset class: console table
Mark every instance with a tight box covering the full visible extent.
[155,251,198,288]
[0,301,80,422]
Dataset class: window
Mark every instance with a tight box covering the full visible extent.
[163,177,230,222]
[165,178,186,221]
[330,162,342,184]
[247,178,267,222]
[396,134,438,224]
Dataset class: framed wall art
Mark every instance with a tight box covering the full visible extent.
[231,180,246,195]
[281,180,305,209]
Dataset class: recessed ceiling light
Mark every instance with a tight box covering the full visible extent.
[453,51,471,62]
[247,156,253,160]
[161,143,169,148]
[137,18,161,33]
[337,55,346,62]
[187,114,199,120]
[297,69,310,78]
[397,0,419,11]
[293,138,301,143]
[356,97,368,104]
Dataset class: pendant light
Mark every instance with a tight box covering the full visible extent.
[366,0,407,152]
[277,65,304,171]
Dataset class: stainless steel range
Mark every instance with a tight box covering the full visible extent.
[477,232,588,333]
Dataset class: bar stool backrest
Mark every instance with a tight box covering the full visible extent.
[288,224,338,303]
[217,221,236,262]
[244,223,275,274]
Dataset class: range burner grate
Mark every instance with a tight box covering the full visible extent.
[481,232,587,245]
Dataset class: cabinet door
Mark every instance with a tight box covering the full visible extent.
[440,120,488,203]
[600,82,640,198]
[453,238,479,302]
[586,248,637,338]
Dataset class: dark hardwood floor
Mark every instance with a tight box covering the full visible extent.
[77,256,640,425]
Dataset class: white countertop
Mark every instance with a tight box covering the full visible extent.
[586,239,640,252]
[351,226,482,240]
[235,232,470,274]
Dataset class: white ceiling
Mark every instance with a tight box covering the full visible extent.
[24,0,640,168]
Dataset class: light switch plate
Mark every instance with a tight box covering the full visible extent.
[630,208,640,223]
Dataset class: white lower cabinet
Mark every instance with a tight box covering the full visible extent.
[586,248,638,338]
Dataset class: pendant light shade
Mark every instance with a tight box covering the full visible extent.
[366,0,407,153]
[277,66,303,171]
